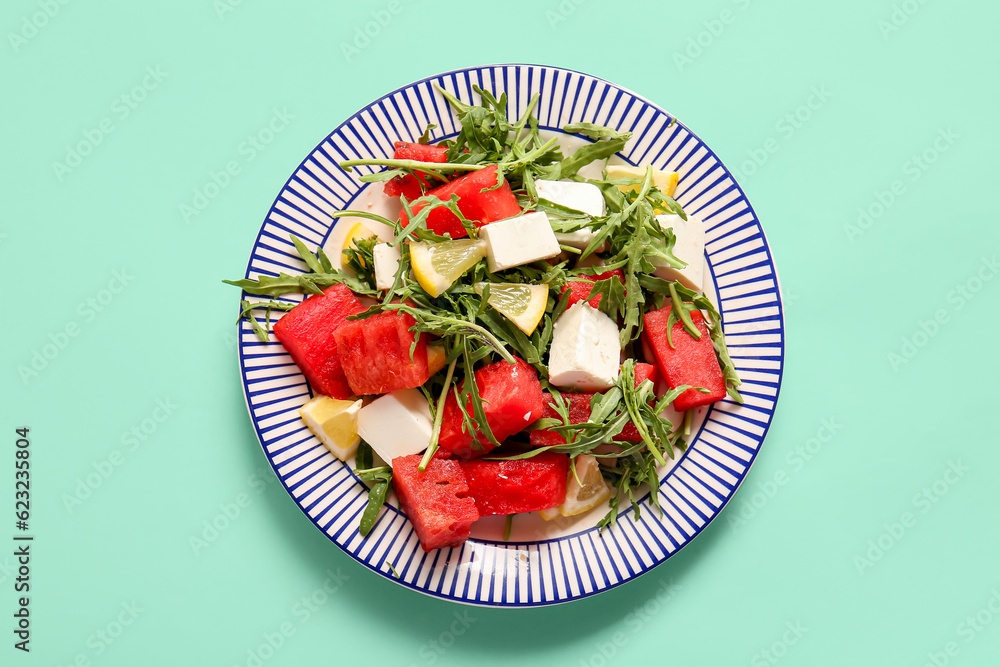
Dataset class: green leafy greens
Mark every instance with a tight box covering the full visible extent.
[224,82,743,537]
[354,441,392,537]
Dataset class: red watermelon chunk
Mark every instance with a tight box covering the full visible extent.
[333,311,430,395]
[400,165,522,239]
[617,415,647,443]
[383,174,424,200]
[272,284,363,399]
[562,269,625,309]
[634,362,658,387]
[642,306,726,411]
[392,455,479,552]
[393,141,448,162]
[437,357,544,459]
[529,393,594,448]
[383,141,448,199]
[529,363,660,447]
[459,453,569,516]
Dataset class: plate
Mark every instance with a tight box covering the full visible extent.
[236,64,784,606]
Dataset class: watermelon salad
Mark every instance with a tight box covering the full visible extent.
[226,84,742,552]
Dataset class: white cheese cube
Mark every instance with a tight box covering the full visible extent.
[548,303,621,391]
[535,180,606,216]
[652,213,705,291]
[356,388,433,465]
[556,229,600,251]
[372,243,401,290]
[536,180,606,250]
[480,211,561,272]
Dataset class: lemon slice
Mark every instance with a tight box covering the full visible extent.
[606,164,679,202]
[410,239,486,297]
[559,454,612,517]
[323,219,372,272]
[299,396,363,461]
[474,282,549,335]
[341,222,375,267]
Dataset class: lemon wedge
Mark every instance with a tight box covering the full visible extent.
[323,219,374,272]
[299,396,363,461]
[606,164,679,202]
[558,454,612,517]
[341,221,375,267]
[410,239,486,297]
[474,282,549,335]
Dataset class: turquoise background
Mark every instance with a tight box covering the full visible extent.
[4,0,999,665]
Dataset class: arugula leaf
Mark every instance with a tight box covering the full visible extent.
[418,123,437,144]
[532,197,595,226]
[460,337,502,450]
[419,357,459,470]
[292,235,325,274]
[354,441,392,537]
[340,158,485,178]
[344,234,377,290]
[562,122,630,140]
[597,448,664,531]
[359,477,390,537]
[224,257,376,300]
[542,133,631,181]
[236,299,296,341]
[669,281,701,340]
[356,439,373,472]
[647,189,688,220]
[316,246,335,274]
[224,234,383,339]
[358,169,405,183]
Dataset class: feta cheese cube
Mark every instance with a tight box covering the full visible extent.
[652,213,705,291]
[548,303,621,391]
[535,180,606,217]
[480,211,561,272]
[356,388,433,465]
[535,180,606,250]
[556,229,600,251]
[372,243,401,290]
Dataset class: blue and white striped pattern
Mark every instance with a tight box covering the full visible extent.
[237,65,784,607]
